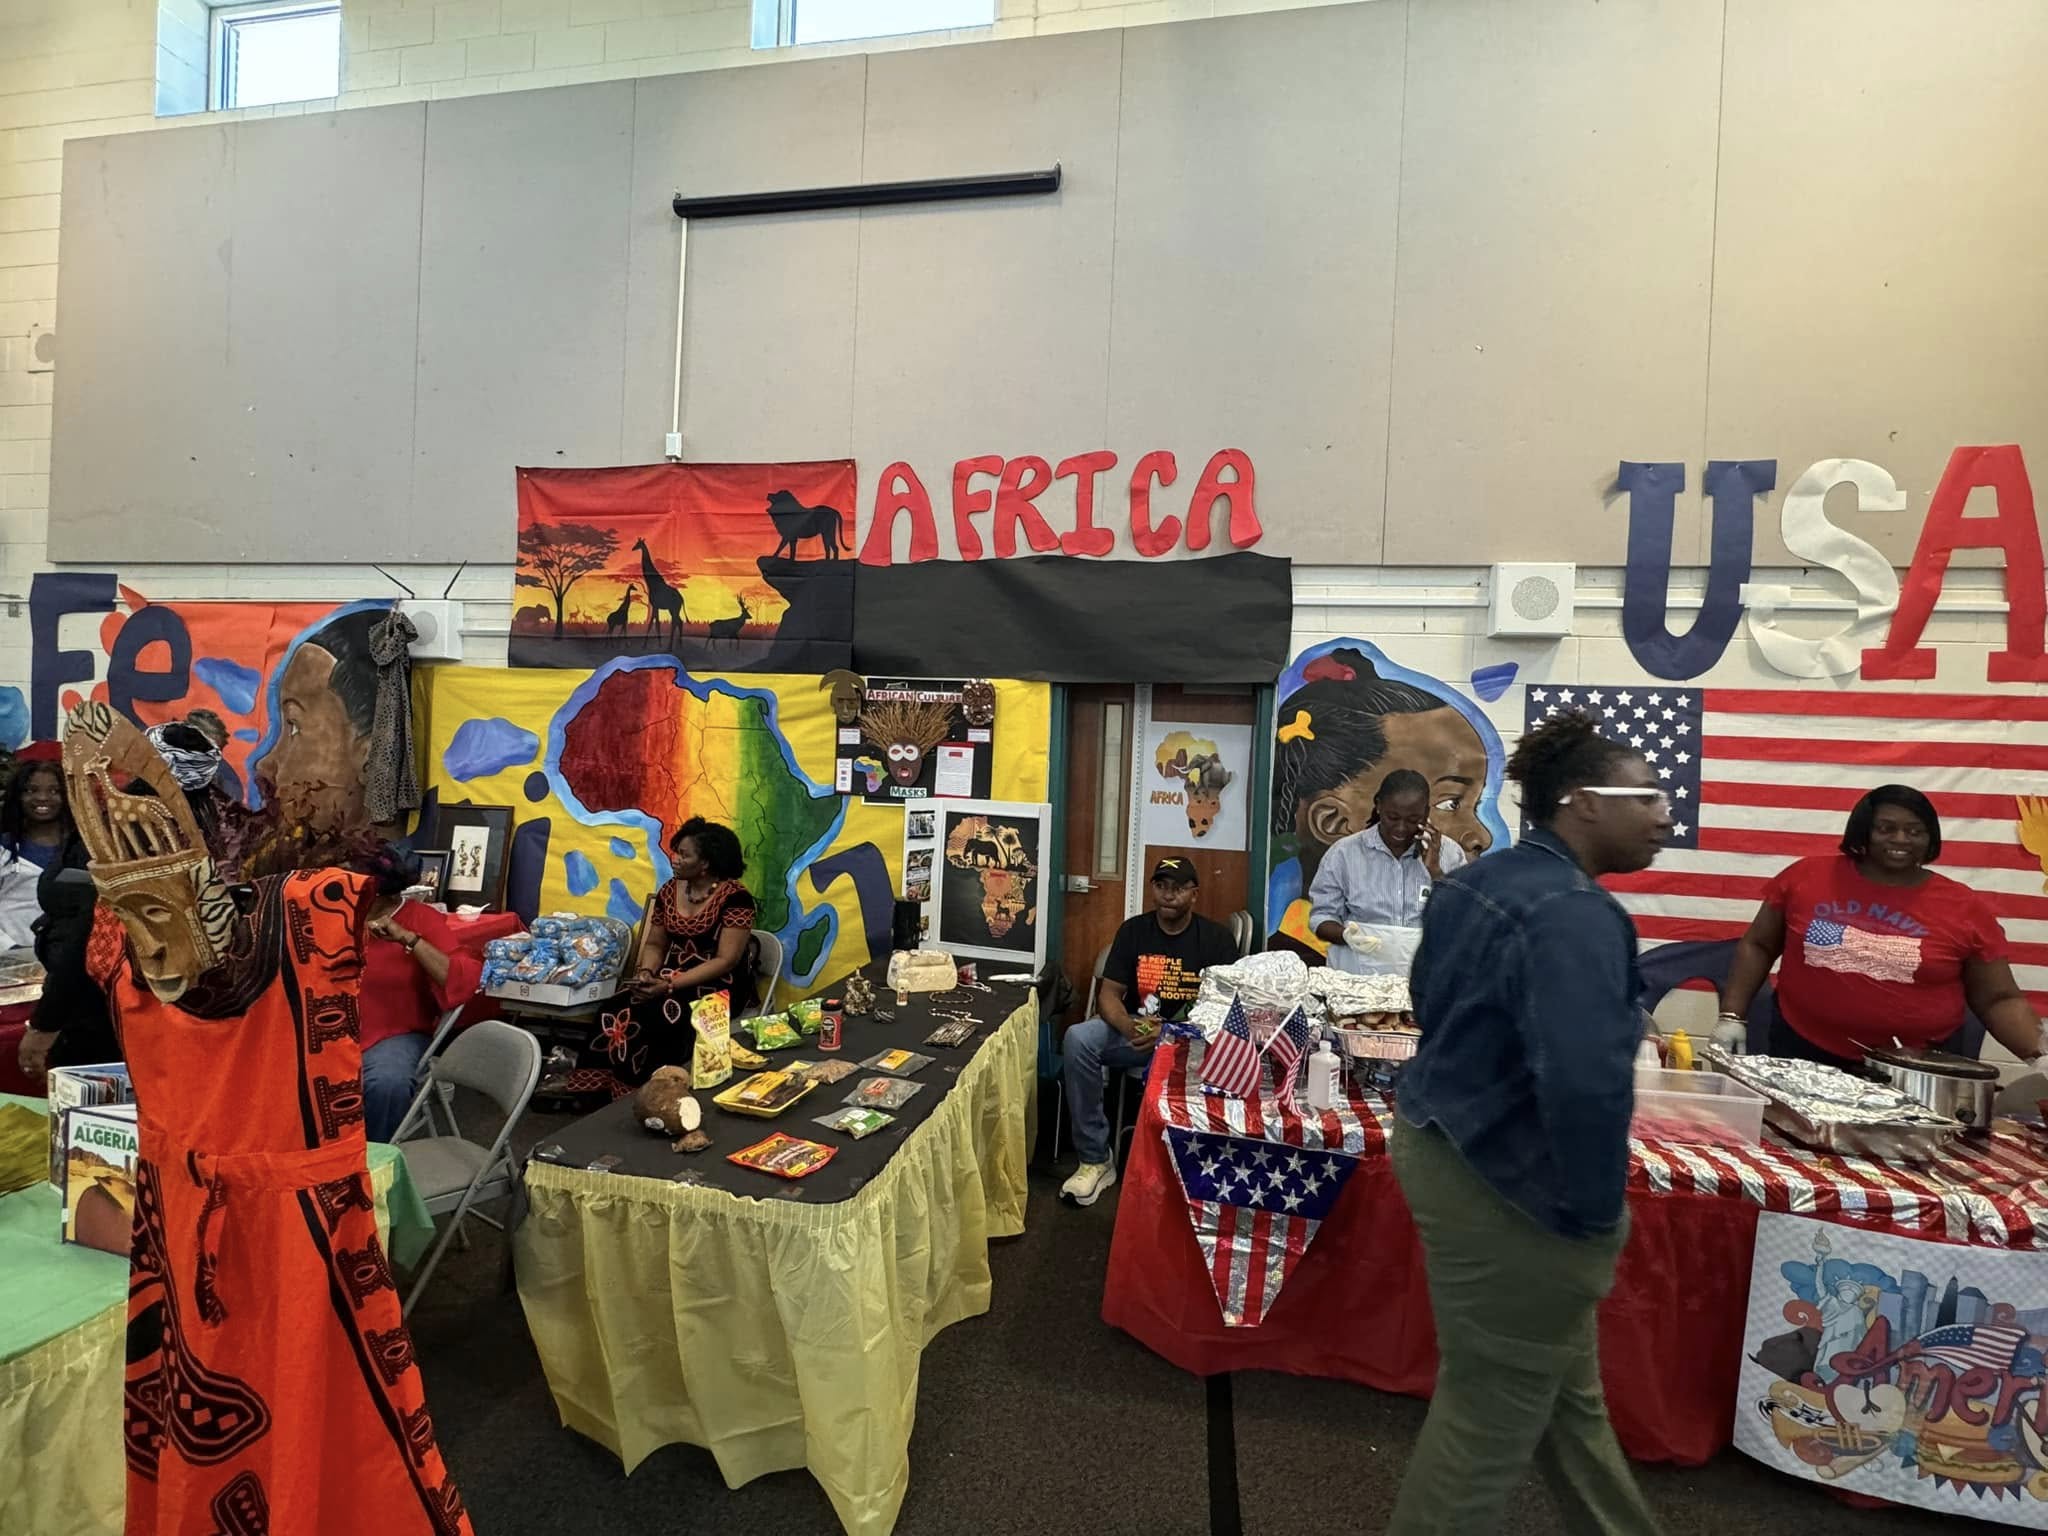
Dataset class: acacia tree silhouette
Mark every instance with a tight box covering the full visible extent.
[517,521,620,640]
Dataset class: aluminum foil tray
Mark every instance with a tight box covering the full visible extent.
[1703,1047,1964,1163]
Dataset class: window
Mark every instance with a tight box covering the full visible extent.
[753,0,995,48]
[211,1,340,112]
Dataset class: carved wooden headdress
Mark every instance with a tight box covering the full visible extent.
[62,701,236,1000]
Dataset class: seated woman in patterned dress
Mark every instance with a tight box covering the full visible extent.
[580,817,759,1094]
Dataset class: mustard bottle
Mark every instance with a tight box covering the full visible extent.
[1667,1029,1694,1072]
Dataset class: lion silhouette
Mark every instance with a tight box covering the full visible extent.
[765,490,845,560]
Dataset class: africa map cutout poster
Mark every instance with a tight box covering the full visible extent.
[1735,1211,2048,1524]
[510,462,855,674]
[933,799,1050,969]
[1141,720,1251,852]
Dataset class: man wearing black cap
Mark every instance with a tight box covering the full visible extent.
[1061,857,1238,1206]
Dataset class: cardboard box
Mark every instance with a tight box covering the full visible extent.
[46,1062,132,1187]
[61,1102,139,1255]
[485,978,611,1009]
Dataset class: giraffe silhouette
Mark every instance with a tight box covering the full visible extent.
[633,539,685,652]
[605,582,638,641]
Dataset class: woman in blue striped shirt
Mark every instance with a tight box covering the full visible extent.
[1308,769,1464,976]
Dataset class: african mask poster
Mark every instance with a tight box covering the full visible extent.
[933,800,1049,967]
[1141,719,1251,851]
[836,677,994,803]
[1267,639,1509,959]
[509,462,856,674]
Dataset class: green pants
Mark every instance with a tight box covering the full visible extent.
[1387,1119,1661,1536]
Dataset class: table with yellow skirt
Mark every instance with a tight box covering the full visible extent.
[515,981,1038,1536]
[0,1093,435,1536]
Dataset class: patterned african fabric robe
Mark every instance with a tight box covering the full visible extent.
[90,869,472,1536]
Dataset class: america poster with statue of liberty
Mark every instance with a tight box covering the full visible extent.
[1737,1212,2048,1523]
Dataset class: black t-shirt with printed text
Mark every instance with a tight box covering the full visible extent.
[1104,911,1239,1021]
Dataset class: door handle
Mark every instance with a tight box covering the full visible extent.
[1064,875,1095,894]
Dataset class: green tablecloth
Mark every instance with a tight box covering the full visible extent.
[0,1092,436,1536]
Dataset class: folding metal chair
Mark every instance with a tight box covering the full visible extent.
[1229,908,1256,958]
[391,1020,541,1318]
[405,1005,467,1140]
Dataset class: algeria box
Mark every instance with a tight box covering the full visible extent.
[61,1102,139,1255]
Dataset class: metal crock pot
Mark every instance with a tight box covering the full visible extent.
[1862,1046,1999,1137]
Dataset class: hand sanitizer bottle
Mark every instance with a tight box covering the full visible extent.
[1305,1039,1341,1111]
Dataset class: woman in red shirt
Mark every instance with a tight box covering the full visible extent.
[1720,784,2047,1069]
[354,843,487,1140]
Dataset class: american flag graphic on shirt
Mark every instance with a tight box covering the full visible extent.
[1524,687,2048,1011]
[1803,917,1923,984]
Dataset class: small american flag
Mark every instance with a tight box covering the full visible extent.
[1200,996,1262,1098]
[1265,1005,1312,1101]
[1163,1124,1358,1326]
[1916,1322,2028,1374]
[1526,686,2048,1011]
[1804,917,1923,984]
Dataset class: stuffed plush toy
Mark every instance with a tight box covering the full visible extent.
[633,1066,701,1138]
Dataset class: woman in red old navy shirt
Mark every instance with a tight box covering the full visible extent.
[1720,784,2048,1070]
[353,842,491,1140]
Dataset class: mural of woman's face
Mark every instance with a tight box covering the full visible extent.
[256,643,368,833]
[1300,706,1495,868]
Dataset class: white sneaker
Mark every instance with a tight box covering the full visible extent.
[1061,1161,1117,1206]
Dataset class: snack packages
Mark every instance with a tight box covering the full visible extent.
[728,1133,838,1180]
[691,992,734,1089]
[730,1070,808,1112]
[729,1042,768,1071]
[845,1076,924,1111]
[923,1020,975,1048]
[743,1013,803,1052]
[862,1048,933,1077]
[814,1107,894,1140]
[803,1059,858,1086]
[789,998,825,1035]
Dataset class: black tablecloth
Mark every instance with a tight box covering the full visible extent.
[533,973,1034,1205]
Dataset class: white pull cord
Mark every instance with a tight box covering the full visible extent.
[667,217,689,460]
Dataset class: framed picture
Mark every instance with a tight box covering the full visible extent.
[437,804,513,910]
[931,799,1051,969]
[411,850,450,903]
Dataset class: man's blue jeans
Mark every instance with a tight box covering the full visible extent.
[1061,1017,1154,1165]
[362,1031,432,1143]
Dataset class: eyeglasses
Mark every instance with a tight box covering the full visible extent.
[1559,786,1671,813]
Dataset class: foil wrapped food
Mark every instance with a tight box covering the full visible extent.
[1704,1048,1963,1161]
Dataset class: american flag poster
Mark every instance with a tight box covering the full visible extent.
[1524,687,2048,1012]
[1735,1212,2048,1522]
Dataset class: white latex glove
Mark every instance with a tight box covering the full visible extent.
[1342,922,1382,956]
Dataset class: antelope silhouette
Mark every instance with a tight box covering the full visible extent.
[633,539,685,651]
[605,583,638,640]
[708,596,751,646]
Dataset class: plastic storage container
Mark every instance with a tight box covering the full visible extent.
[1630,1067,1767,1150]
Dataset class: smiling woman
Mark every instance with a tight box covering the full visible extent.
[1719,783,2048,1071]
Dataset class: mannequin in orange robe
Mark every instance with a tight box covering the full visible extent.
[67,703,472,1536]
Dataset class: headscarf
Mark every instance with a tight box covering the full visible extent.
[145,722,224,793]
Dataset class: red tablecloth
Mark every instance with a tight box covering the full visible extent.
[1103,1041,2048,1466]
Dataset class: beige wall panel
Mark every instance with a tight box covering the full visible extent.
[413,83,635,562]
[850,33,1123,563]
[1108,6,1404,564]
[221,108,427,561]
[1709,0,2048,567]
[49,123,235,561]
[1384,0,1723,565]
[624,59,868,466]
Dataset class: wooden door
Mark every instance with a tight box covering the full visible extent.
[1140,684,1257,931]
[1059,684,1136,1013]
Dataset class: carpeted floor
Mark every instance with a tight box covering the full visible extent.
[403,1104,1966,1535]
